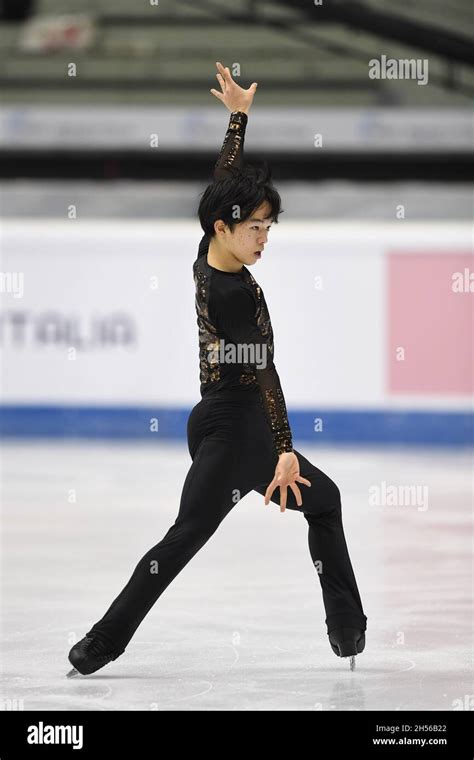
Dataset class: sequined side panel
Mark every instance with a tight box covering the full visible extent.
[238,269,273,384]
[240,269,293,455]
[193,263,221,385]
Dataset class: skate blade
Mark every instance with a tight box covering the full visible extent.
[349,655,356,671]
[66,667,81,678]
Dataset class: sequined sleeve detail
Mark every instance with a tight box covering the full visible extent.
[212,283,294,456]
[213,111,248,180]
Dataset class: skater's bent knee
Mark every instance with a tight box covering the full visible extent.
[331,481,342,508]
[301,479,341,517]
[320,477,341,509]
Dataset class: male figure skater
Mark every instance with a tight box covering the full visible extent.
[67,62,367,677]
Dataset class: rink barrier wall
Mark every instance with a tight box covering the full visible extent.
[1,221,471,439]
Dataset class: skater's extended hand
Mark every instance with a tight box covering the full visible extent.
[264,452,312,512]
[210,61,258,114]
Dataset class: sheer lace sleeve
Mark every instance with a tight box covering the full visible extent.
[213,110,248,180]
[213,284,294,456]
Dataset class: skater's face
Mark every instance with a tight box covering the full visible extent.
[215,200,273,266]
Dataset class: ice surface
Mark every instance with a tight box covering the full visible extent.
[1,441,471,711]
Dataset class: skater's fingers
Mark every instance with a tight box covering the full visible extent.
[264,480,277,505]
[295,476,312,487]
[280,485,288,512]
[210,88,224,102]
[216,61,232,86]
[216,72,226,92]
[289,482,303,507]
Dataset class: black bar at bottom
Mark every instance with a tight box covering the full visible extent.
[0,709,472,757]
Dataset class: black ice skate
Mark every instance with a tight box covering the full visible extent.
[66,634,125,677]
[328,627,365,671]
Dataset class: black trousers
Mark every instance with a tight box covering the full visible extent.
[86,391,368,653]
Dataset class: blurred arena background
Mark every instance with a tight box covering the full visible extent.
[0,0,472,443]
[0,0,472,713]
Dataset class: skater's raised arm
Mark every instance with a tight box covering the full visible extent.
[210,62,258,180]
[197,63,257,257]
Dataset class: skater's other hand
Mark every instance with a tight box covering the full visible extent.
[264,452,311,512]
[210,61,258,114]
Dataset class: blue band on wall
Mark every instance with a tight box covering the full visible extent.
[0,405,472,446]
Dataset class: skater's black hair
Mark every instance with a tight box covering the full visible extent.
[197,162,283,248]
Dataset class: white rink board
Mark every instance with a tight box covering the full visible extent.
[0,220,471,410]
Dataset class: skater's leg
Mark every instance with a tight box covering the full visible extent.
[253,448,367,635]
[86,432,253,652]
